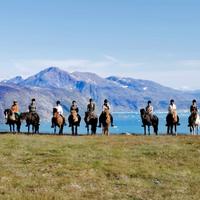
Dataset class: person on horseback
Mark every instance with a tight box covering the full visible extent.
[6,100,20,124]
[87,98,95,112]
[188,99,198,127]
[27,98,39,127]
[51,100,66,128]
[70,100,79,113]
[85,98,96,128]
[100,99,114,127]
[168,99,176,114]
[167,99,179,125]
[29,98,37,113]
[69,100,81,127]
[146,100,153,120]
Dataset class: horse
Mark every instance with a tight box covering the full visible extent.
[189,112,200,135]
[84,111,98,135]
[4,109,21,133]
[68,110,81,135]
[20,112,40,133]
[140,108,159,135]
[99,109,111,136]
[166,112,180,135]
[51,108,64,134]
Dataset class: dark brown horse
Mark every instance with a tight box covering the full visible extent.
[4,109,21,133]
[51,108,64,134]
[68,110,81,135]
[140,108,159,135]
[84,111,98,135]
[166,112,180,135]
[20,112,40,133]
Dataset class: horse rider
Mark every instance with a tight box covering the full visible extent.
[101,99,114,126]
[29,98,37,113]
[51,100,66,128]
[27,98,39,126]
[85,98,97,128]
[69,100,81,127]
[146,100,153,120]
[70,100,79,113]
[87,98,95,113]
[6,100,19,124]
[168,99,178,123]
[188,99,198,126]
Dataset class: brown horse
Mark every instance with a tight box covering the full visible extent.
[68,110,81,135]
[99,108,111,136]
[20,112,40,133]
[51,108,64,134]
[4,109,21,133]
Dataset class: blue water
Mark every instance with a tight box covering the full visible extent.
[0,112,192,134]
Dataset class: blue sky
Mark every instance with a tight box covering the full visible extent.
[0,0,200,90]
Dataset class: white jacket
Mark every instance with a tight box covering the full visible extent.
[55,105,63,115]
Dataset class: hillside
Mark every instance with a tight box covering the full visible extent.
[0,67,197,121]
[0,134,199,200]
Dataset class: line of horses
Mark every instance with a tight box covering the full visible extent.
[140,108,200,136]
[4,108,200,136]
[4,108,111,136]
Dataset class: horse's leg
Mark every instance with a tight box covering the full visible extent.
[148,126,150,135]
[59,125,63,135]
[144,126,146,135]
[175,125,177,136]
[72,126,74,136]
[28,125,30,134]
[75,125,78,135]
[92,123,97,135]
[102,127,105,135]
[170,125,173,135]
[167,126,169,135]
[87,124,89,135]
[54,126,56,134]
[107,127,109,136]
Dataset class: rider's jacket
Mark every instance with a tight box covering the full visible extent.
[168,104,176,114]
[190,105,198,113]
[70,105,79,113]
[29,102,36,112]
[11,104,19,113]
[102,103,111,111]
[55,105,63,115]
[146,105,153,115]
[87,102,95,112]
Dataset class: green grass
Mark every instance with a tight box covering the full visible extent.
[0,134,200,200]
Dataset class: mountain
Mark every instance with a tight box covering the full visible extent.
[3,76,23,84]
[0,67,198,122]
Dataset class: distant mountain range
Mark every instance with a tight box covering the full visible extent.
[0,67,199,122]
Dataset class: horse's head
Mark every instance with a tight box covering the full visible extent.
[140,108,146,116]
[4,109,11,119]
[20,112,29,120]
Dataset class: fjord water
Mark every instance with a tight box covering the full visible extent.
[0,112,192,134]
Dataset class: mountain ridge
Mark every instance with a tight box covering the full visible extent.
[0,66,198,121]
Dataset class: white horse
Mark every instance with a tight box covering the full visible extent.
[190,113,200,135]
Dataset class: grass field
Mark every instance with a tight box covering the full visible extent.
[0,134,200,200]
